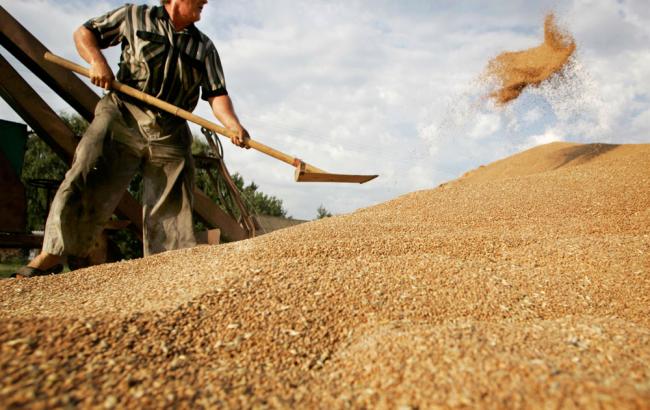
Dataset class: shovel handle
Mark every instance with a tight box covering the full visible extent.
[44,52,325,173]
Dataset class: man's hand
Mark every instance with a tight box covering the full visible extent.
[89,59,114,90]
[229,124,251,149]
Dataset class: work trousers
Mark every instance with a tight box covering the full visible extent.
[43,92,196,257]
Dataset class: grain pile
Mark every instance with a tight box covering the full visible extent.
[487,14,576,105]
[1,142,649,408]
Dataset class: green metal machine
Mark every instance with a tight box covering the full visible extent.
[0,119,27,176]
[0,119,28,234]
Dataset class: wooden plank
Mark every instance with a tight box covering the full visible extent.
[293,160,377,184]
[295,172,378,183]
[295,169,378,184]
[193,189,247,242]
[0,232,43,249]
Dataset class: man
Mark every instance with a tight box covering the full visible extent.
[13,0,248,277]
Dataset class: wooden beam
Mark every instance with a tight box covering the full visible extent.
[294,161,377,184]
[193,189,247,242]
[0,232,43,249]
[195,228,221,245]
[0,57,76,160]
[0,5,97,120]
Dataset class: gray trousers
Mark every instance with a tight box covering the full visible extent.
[43,93,197,257]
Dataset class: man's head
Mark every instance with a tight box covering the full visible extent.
[165,0,207,29]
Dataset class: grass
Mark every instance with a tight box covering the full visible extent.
[0,261,24,278]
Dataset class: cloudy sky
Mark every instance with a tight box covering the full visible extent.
[1,0,649,220]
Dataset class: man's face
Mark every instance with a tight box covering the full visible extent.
[175,0,207,24]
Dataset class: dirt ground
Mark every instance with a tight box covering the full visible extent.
[1,142,648,409]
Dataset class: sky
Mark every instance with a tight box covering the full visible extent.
[1,0,649,220]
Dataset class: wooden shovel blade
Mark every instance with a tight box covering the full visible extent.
[294,169,378,184]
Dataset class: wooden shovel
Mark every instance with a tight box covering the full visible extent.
[44,52,377,184]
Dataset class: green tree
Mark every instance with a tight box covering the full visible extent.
[316,205,332,219]
[21,115,78,231]
[233,174,287,217]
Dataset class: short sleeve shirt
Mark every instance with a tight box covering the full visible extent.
[83,4,227,113]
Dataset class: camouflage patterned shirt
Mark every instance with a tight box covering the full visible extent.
[84,4,227,113]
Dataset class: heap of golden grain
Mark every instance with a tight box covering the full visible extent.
[1,142,648,408]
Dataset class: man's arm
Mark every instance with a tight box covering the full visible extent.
[73,26,114,90]
[209,95,250,149]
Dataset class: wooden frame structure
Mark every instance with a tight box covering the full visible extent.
[0,5,251,245]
